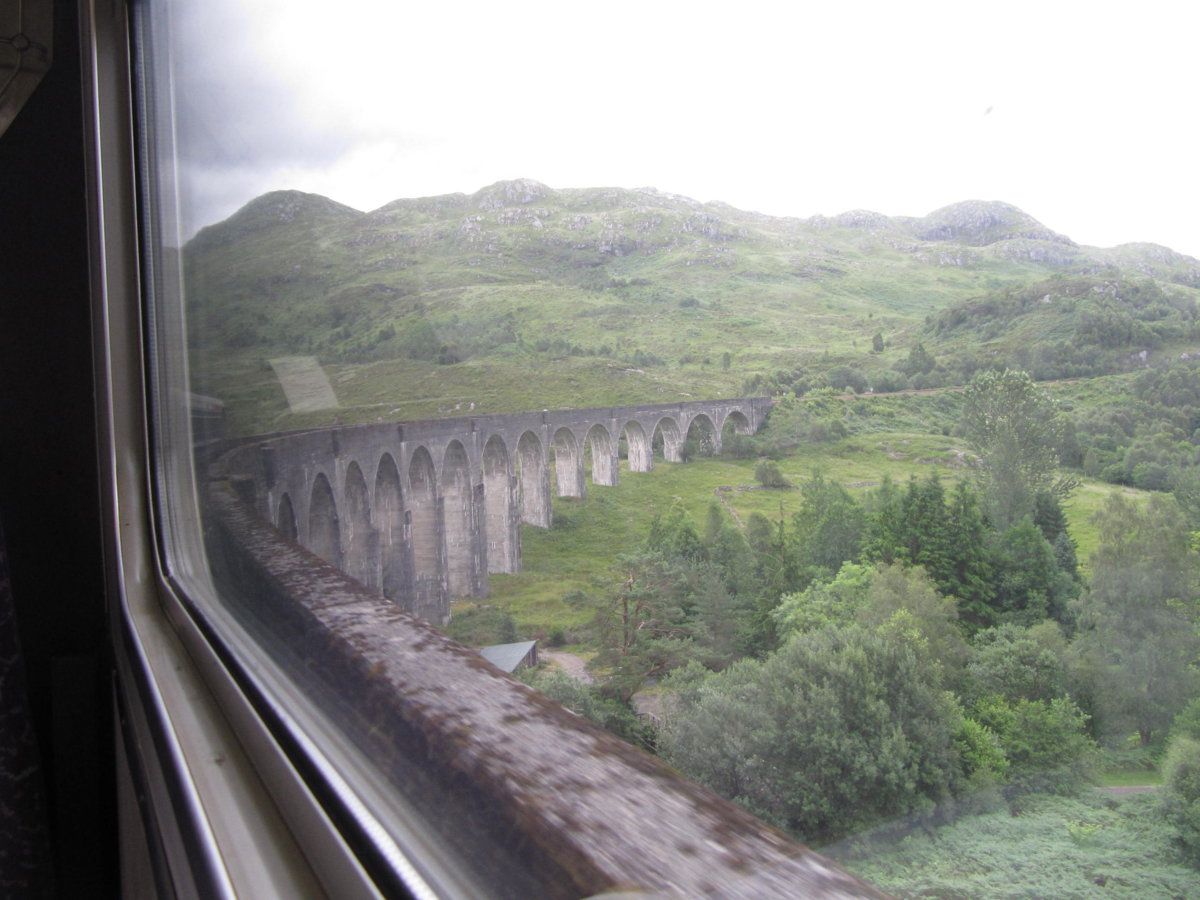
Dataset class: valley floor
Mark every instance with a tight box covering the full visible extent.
[475,433,1144,637]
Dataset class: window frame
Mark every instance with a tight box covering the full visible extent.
[83,1,431,895]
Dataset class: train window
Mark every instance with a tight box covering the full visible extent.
[123,1,881,895]
[108,0,1200,896]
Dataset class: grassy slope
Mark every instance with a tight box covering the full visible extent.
[186,186,1200,437]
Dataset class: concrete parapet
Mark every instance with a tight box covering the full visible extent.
[203,477,881,898]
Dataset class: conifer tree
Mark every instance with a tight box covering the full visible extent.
[863,475,905,564]
[945,480,995,625]
[899,474,953,587]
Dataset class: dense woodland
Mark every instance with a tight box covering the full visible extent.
[507,369,1200,882]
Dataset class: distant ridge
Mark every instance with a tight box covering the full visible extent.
[194,181,1198,270]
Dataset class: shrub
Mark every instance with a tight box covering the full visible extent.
[754,459,790,488]
[954,716,1009,802]
[872,371,908,393]
[722,433,756,459]
[827,365,869,394]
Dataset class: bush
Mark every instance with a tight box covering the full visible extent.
[872,370,908,393]
[660,624,966,842]
[973,696,1098,796]
[827,365,869,394]
[520,669,655,751]
[754,459,790,488]
[964,622,1068,706]
[954,716,1009,802]
[1162,736,1200,864]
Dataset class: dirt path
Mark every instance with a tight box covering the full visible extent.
[832,376,1091,403]
[713,486,745,530]
[543,650,593,684]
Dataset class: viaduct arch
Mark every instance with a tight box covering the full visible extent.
[219,396,771,625]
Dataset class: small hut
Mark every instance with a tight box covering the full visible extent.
[479,640,538,673]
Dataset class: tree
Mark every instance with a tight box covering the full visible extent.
[703,500,725,548]
[646,502,703,561]
[857,563,969,689]
[900,342,937,376]
[863,475,906,564]
[772,562,873,637]
[659,623,967,842]
[964,622,1068,706]
[961,369,1070,528]
[519,668,655,751]
[788,471,865,582]
[896,474,953,586]
[700,504,767,657]
[694,577,743,668]
[990,517,1075,624]
[872,331,885,353]
[591,552,699,701]
[1032,490,1069,544]
[864,476,995,625]
[1172,467,1200,528]
[1070,494,1200,745]
[945,480,995,625]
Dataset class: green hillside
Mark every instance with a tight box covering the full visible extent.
[182,180,1200,434]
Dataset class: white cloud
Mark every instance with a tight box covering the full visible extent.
[169,0,1200,256]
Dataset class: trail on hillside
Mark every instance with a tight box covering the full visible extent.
[543,650,593,684]
[713,486,745,530]
[833,375,1091,402]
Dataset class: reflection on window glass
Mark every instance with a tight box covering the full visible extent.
[149,0,1200,894]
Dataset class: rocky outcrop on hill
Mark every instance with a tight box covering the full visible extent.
[914,200,1073,247]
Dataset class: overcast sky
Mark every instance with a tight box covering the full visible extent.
[170,0,1199,257]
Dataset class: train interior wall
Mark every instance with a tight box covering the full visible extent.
[0,0,117,893]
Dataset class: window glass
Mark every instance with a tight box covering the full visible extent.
[140,0,1200,895]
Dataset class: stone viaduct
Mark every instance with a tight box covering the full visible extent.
[216,397,771,624]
